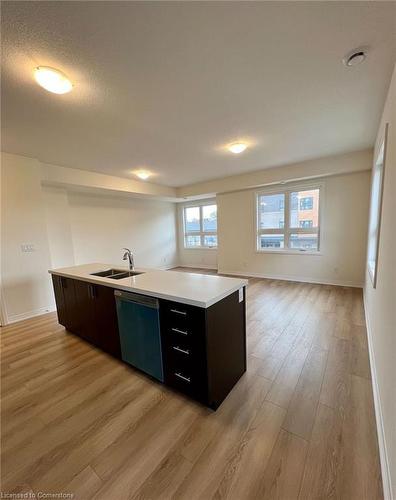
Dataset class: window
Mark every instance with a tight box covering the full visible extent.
[184,203,217,248]
[367,124,388,288]
[257,187,320,252]
[299,196,313,210]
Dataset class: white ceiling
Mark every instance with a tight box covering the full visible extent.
[1,1,395,187]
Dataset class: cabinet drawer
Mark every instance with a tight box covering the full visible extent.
[162,326,194,351]
[164,337,204,368]
[160,300,205,332]
[166,325,193,338]
[164,302,192,317]
[166,341,192,359]
[165,358,207,402]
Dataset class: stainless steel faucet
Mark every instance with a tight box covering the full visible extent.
[122,248,135,271]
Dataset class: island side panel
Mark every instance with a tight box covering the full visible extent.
[205,287,247,409]
[52,274,67,327]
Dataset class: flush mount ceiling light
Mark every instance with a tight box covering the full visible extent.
[343,47,368,67]
[134,170,151,180]
[228,142,248,154]
[34,66,73,94]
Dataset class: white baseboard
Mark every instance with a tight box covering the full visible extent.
[5,305,56,325]
[177,264,218,270]
[363,290,393,500]
[217,268,363,288]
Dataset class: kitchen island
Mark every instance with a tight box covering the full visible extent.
[49,264,247,409]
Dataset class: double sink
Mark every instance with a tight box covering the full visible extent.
[90,268,143,280]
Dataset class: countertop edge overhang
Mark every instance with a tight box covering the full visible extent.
[49,263,248,308]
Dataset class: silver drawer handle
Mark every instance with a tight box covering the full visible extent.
[172,346,190,355]
[170,309,187,316]
[171,327,189,336]
[175,372,191,383]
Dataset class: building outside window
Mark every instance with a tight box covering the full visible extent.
[256,187,320,252]
[299,196,313,210]
[183,203,217,248]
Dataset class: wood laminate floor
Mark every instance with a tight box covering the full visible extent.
[1,269,383,499]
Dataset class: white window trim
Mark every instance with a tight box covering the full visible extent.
[182,201,218,250]
[367,124,388,288]
[254,182,323,255]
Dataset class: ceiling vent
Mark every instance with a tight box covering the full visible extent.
[343,47,368,67]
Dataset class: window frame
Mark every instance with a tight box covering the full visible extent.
[367,123,388,288]
[183,202,217,249]
[255,183,323,255]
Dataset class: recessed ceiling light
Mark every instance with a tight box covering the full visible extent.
[228,143,248,154]
[34,66,73,94]
[134,170,151,180]
[343,48,368,67]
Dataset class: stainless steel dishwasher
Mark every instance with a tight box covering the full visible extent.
[114,290,164,382]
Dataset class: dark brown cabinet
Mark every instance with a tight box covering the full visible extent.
[93,284,121,358]
[53,275,79,333]
[159,288,246,409]
[52,276,121,358]
[73,280,97,344]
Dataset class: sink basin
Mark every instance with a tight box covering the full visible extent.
[90,269,143,279]
[108,271,142,280]
[91,269,124,277]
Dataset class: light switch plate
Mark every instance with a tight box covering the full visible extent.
[21,244,36,252]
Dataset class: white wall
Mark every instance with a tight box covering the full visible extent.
[364,65,396,500]
[177,201,218,270]
[66,191,178,269]
[177,247,218,270]
[1,153,55,322]
[42,186,75,269]
[217,170,371,286]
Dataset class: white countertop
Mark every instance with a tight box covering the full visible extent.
[49,263,248,308]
